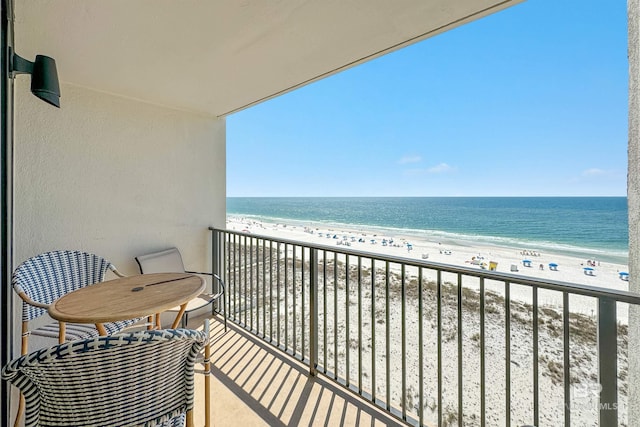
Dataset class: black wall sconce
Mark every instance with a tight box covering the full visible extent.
[9,48,60,108]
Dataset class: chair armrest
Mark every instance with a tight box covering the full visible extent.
[17,291,50,309]
[109,264,126,278]
[185,271,225,299]
[210,274,225,300]
[185,270,212,276]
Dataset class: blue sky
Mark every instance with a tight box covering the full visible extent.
[227,0,628,197]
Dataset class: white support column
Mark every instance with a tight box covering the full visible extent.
[628,1,640,426]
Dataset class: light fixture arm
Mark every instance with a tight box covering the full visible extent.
[9,49,34,77]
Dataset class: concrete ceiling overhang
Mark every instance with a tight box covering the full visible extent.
[14,0,523,117]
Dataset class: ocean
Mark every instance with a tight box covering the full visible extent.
[227,197,629,265]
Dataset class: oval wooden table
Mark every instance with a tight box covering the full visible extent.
[48,272,206,336]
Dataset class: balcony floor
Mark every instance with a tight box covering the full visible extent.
[190,313,408,427]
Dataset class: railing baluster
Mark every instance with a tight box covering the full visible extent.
[334,251,338,380]
[239,234,242,322]
[505,282,511,427]
[250,237,254,331]
[533,286,539,427]
[302,247,306,359]
[371,259,376,405]
[277,242,281,347]
[401,264,407,420]
[458,273,463,427]
[269,240,273,341]
[563,291,570,427]
[228,233,231,319]
[418,267,424,427]
[214,230,219,312]
[323,250,327,373]
[212,230,217,304]
[212,231,216,302]
[598,297,618,427]
[254,238,258,333]
[358,256,363,394]
[263,239,266,338]
[250,238,260,335]
[345,254,350,388]
[386,261,391,411]
[233,233,237,321]
[234,234,238,322]
[284,243,289,351]
[437,269,443,427]
[220,231,224,312]
[293,245,297,356]
[244,235,248,327]
[223,231,227,315]
[220,231,225,314]
[480,277,486,427]
[310,248,318,376]
[234,233,238,322]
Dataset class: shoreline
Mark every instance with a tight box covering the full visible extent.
[227,215,631,323]
[227,212,629,265]
[227,215,629,292]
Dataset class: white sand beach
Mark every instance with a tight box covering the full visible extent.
[227,216,629,296]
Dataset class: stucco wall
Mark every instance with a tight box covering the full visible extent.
[13,82,226,274]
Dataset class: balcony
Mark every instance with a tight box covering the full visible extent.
[195,313,406,426]
[203,228,640,427]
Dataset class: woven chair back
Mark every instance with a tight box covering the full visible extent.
[13,250,113,322]
[2,328,207,427]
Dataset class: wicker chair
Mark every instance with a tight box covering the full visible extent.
[135,247,226,330]
[2,328,208,427]
[13,250,146,353]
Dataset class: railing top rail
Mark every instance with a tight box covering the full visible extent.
[210,226,640,305]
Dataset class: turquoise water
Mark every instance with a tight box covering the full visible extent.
[227,197,629,264]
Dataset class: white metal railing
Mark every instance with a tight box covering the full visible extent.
[210,227,639,427]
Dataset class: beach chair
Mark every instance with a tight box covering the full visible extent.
[2,327,208,427]
[135,247,226,330]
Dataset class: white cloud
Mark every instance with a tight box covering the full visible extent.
[582,168,606,177]
[427,163,455,174]
[397,155,422,164]
[402,162,456,176]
